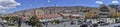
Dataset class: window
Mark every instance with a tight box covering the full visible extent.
[99,13,109,15]
[93,12,97,14]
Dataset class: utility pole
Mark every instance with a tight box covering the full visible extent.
[34,10,36,15]
[116,8,117,18]
[54,4,57,13]
[18,17,22,27]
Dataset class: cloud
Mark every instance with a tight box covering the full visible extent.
[0,0,21,13]
[48,0,51,3]
[112,0,119,4]
[96,1,103,4]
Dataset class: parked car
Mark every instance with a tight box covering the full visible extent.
[100,23,109,26]
[114,25,120,27]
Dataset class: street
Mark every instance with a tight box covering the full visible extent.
[42,22,120,27]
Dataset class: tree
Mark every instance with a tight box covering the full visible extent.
[54,20,60,24]
[9,16,18,26]
[92,16,99,19]
[108,15,118,18]
[36,22,42,27]
[28,15,41,27]
[3,16,10,21]
[1,16,10,27]
[51,20,56,24]
[11,16,19,21]
[3,16,10,24]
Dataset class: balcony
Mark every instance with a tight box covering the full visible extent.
[98,13,110,18]
[98,15,108,18]
[98,12,111,14]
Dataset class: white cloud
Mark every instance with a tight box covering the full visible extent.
[112,1,119,4]
[0,0,21,13]
[48,0,51,3]
[96,1,103,4]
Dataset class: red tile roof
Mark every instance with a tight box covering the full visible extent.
[22,14,80,19]
[62,14,80,16]
[37,14,61,19]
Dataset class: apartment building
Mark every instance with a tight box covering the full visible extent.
[85,4,120,18]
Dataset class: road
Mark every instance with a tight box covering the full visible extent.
[0,22,119,27]
[42,22,79,27]
[98,23,120,27]
[42,22,120,27]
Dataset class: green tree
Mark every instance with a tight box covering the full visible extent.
[8,16,18,26]
[36,22,42,27]
[92,16,99,19]
[3,16,10,24]
[108,15,117,18]
[3,16,10,21]
[28,15,41,27]
[11,16,19,21]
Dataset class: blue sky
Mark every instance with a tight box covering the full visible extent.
[3,0,120,14]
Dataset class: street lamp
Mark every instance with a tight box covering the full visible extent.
[45,22,48,27]
[18,17,22,27]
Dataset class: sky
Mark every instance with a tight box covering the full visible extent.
[0,0,120,14]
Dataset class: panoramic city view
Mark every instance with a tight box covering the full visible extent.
[1,0,120,27]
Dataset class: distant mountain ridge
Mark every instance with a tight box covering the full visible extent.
[4,4,120,15]
[15,6,97,12]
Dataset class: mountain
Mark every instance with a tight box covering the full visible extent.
[0,6,98,16]
[14,6,97,13]
[109,4,120,9]
[109,4,120,12]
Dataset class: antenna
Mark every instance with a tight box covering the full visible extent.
[96,0,103,4]
[112,0,119,4]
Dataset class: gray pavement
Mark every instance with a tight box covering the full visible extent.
[0,22,120,27]
[98,23,120,27]
[42,22,79,27]
[42,22,120,27]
